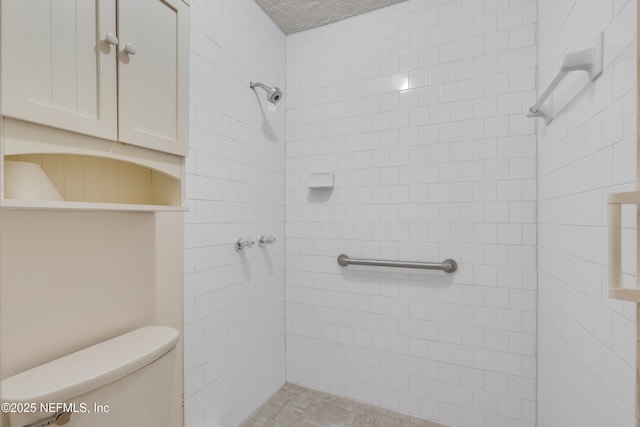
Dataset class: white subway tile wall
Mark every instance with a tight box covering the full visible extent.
[184,0,286,426]
[285,1,537,426]
[181,1,639,426]
[536,0,637,426]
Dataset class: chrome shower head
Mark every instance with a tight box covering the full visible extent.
[250,82,282,105]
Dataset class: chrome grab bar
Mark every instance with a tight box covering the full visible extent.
[337,254,457,273]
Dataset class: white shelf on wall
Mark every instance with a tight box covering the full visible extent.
[0,199,187,212]
[1,118,186,212]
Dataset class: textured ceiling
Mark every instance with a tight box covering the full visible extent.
[255,0,407,34]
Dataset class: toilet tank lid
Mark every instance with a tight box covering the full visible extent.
[0,326,179,403]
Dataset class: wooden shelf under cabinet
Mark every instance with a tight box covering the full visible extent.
[1,118,185,213]
[3,153,183,211]
[0,199,187,212]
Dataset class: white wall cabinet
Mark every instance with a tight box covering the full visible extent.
[1,0,188,156]
[1,0,118,141]
[118,0,189,155]
[0,0,188,210]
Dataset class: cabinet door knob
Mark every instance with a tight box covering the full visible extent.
[104,32,118,46]
[123,42,137,55]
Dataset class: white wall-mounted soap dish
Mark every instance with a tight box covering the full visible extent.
[308,172,334,190]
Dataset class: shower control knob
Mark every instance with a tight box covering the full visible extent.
[104,32,118,46]
[123,42,137,55]
[235,238,248,250]
[235,238,255,250]
[258,235,276,246]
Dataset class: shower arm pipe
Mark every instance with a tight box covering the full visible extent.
[250,82,269,91]
[337,254,457,273]
[249,81,282,104]
[527,31,603,125]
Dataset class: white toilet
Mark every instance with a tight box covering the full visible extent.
[1,326,179,427]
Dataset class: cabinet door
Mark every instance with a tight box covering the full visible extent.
[117,0,188,156]
[1,0,118,140]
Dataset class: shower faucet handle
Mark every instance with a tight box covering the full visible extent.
[258,235,276,247]
[235,238,255,250]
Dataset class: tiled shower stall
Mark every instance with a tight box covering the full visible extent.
[184,0,637,426]
[285,1,537,425]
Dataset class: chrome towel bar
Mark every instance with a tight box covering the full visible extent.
[527,31,603,125]
[337,254,457,273]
